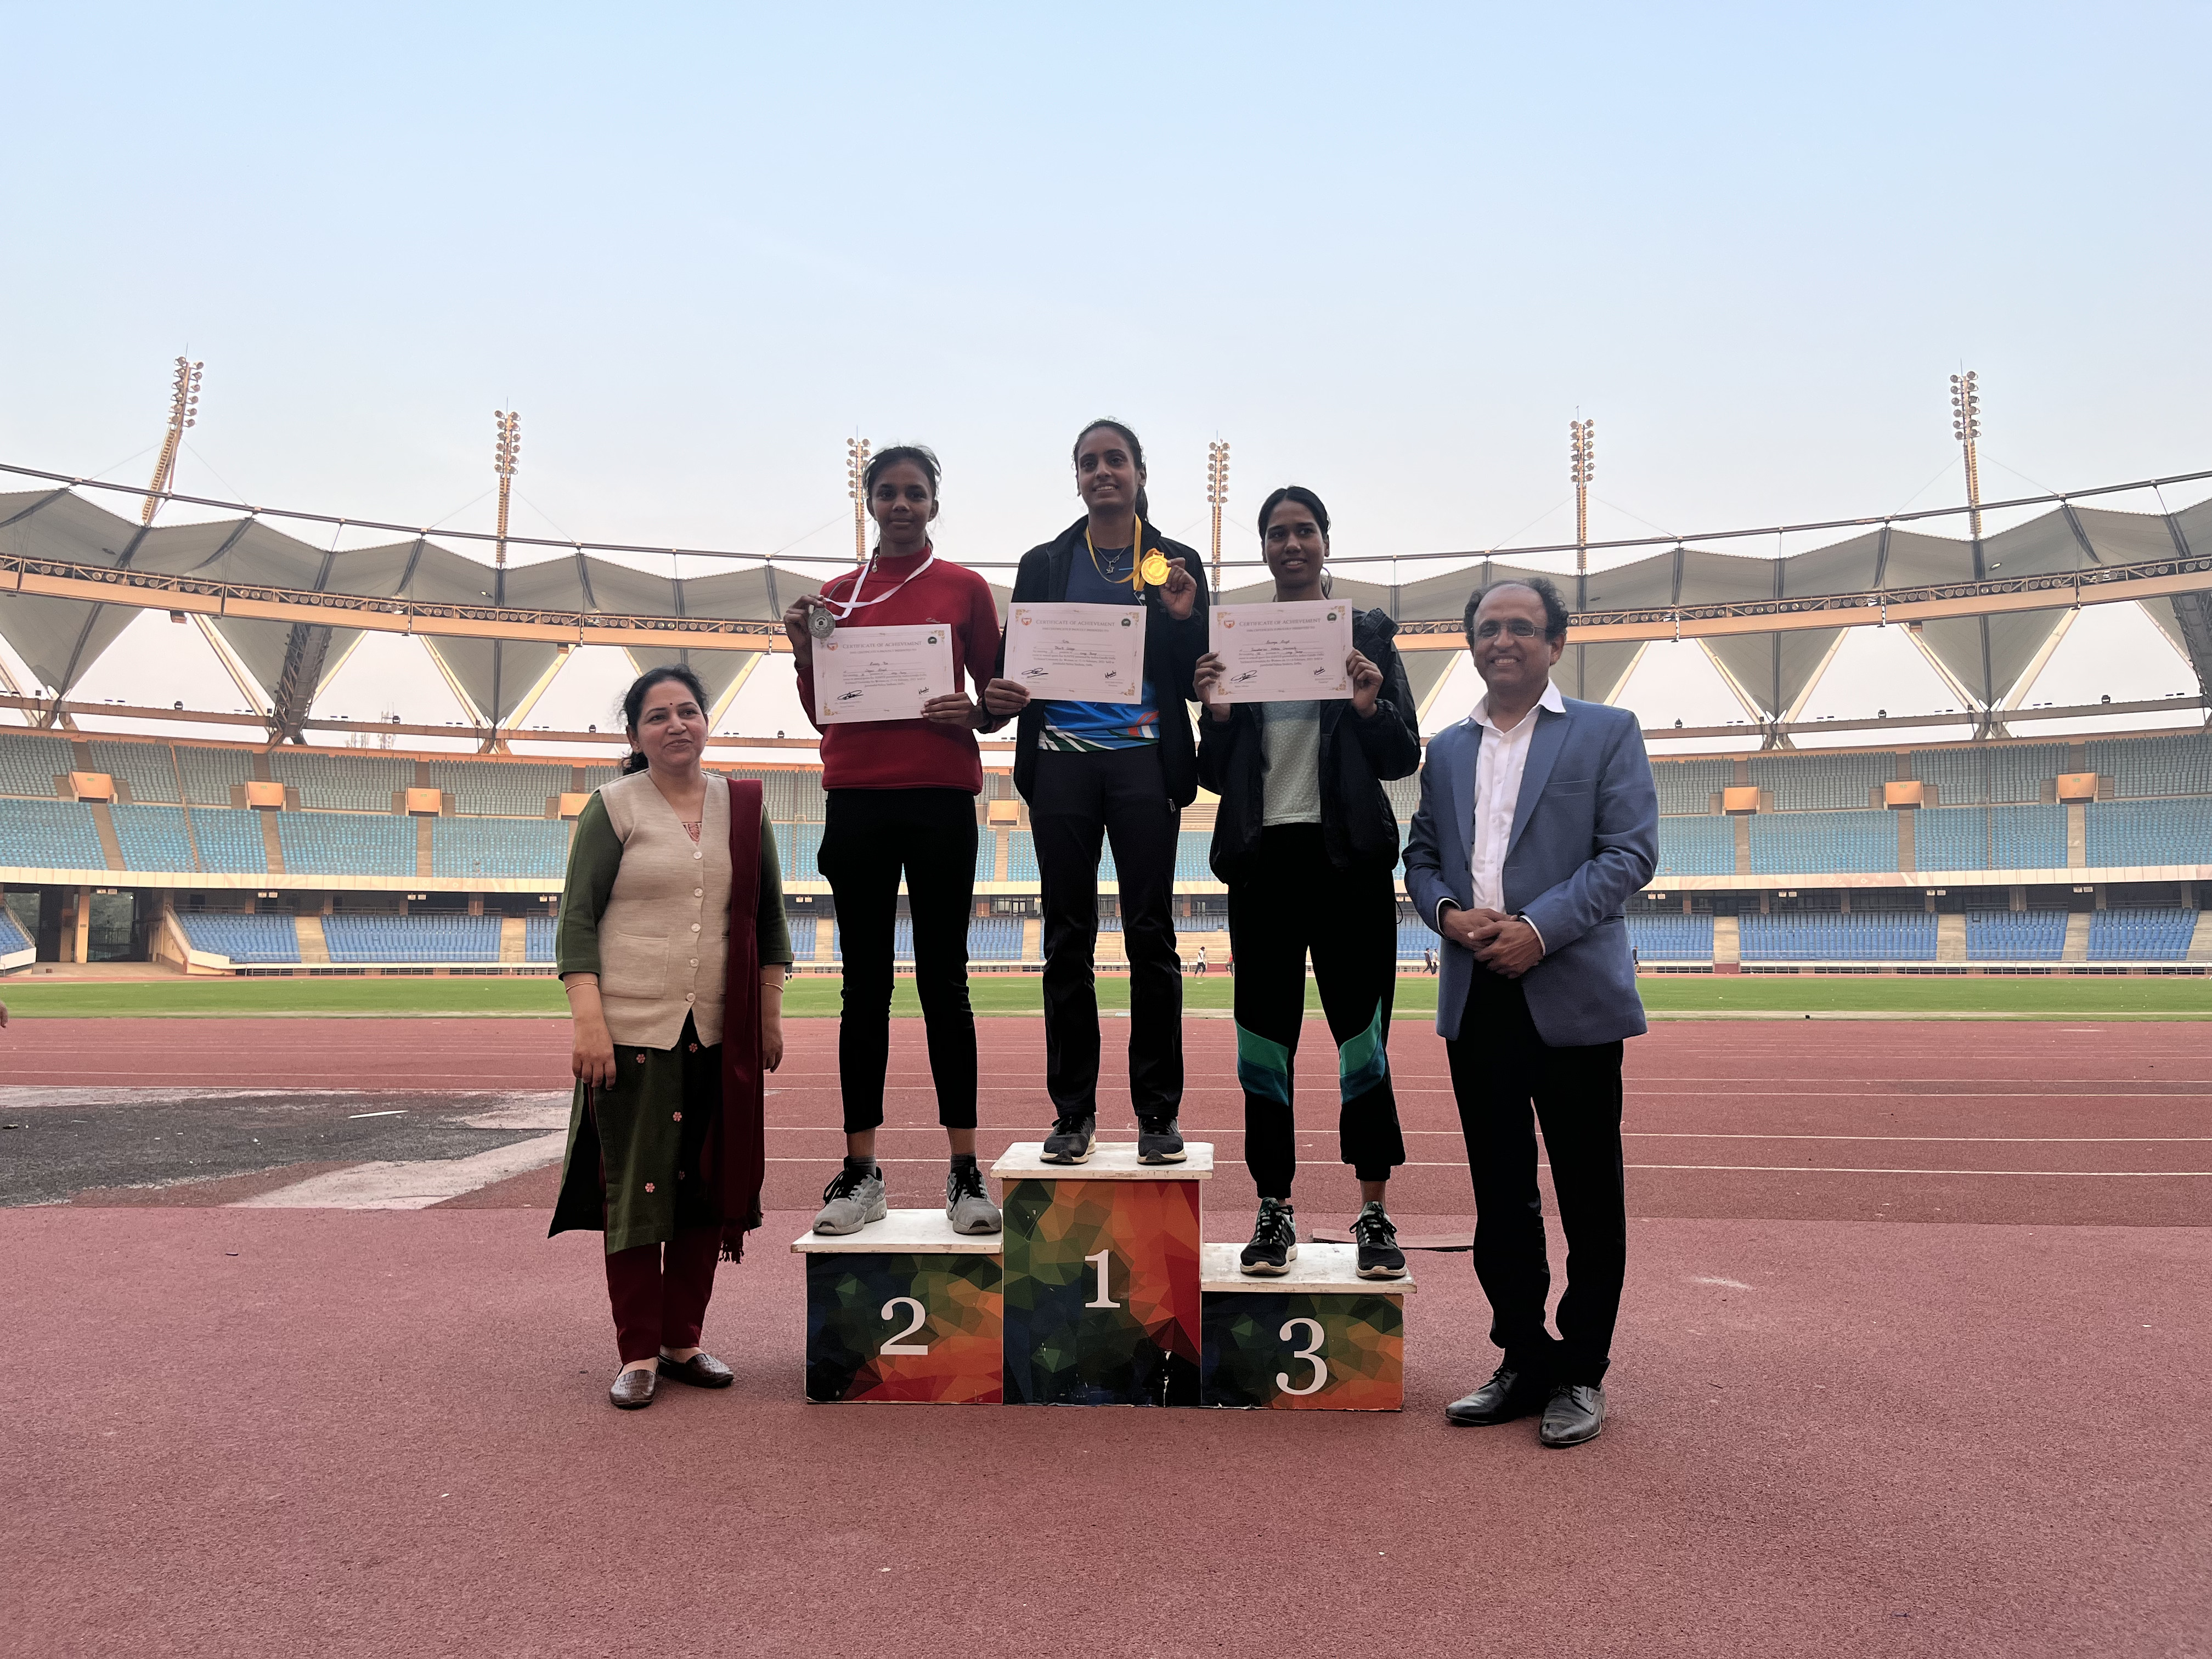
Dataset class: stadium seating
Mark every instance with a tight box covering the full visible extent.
[89,740,180,803]
[176,746,257,806]
[1914,804,2069,872]
[271,750,414,812]
[1747,811,1898,875]
[1383,775,1422,822]
[1910,744,2060,806]
[969,915,1026,961]
[1655,816,1736,877]
[1626,913,1715,961]
[322,913,500,963]
[426,760,571,817]
[0,799,108,868]
[0,906,32,953]
[1739,912,1937,962]
[1965,910,2067,961]
[975,837,998,884]
[109,804,195,871]
[1396,917,1432,960]
[2089,733,2212,800]
[276,812,417,877]
[2087,907,2198,961]
[1748,750,1896,812]
[781,823,824,883]
[0,730,71,798]
[1007,831,1040,883]
[431,817,569,878]
[1174,833,1212,884]
[177,912,300,963]
[579,764,622,793]
[2084,799,2212,868]
[525,913,558,963]
[189,806,270,873]
[1652,758,1732,817]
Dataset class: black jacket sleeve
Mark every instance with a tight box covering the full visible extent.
[1346,629,1422,782]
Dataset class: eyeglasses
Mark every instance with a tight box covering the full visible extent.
[1473,618,1545,640]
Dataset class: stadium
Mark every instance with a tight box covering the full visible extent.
[4,477,2208,983]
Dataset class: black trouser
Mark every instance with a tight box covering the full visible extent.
[818,788,978,1134]
[1446,968,1627,1385]
[1030,746,1182,1124]
[1227,825,1405,1200]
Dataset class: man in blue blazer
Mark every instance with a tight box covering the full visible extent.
[1404,577,1658,1447]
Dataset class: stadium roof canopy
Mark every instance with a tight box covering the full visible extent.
[3,484,2207,737]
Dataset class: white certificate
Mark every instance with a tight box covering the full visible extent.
[1002,602,1147,702]
[1209,600,1354,702]
[812,623,956,725]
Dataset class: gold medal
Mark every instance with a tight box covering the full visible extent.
[1141,552,1170,588]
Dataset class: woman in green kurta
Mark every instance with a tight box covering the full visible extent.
[550,665,793,1409]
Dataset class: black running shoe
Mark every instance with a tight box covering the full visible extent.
[1352,1198,1406,1279]
[1136,1116,1187,1164]
[1040,1113,1095,1165]
[1239,1197,1297,1275]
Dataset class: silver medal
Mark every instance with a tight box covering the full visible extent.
[806,606,838,640]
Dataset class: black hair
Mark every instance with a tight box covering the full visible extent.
[1072,418,1150,521]
[619,663,710,774]
[1464,576,1571,648]
[862,444,940,498]
[1255,484,1330,542]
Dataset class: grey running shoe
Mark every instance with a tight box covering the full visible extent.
[1136,1116,1187,1164]
[1239,1197,1297,1275]
[945,1161,1002,1234]
[1352,1198,1407,1279]
[1040,1114,1095,1165]
[811,1164,886,1234]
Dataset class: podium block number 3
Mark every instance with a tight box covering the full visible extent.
[879,1297,930,1356]
[1085,1249,1118,1310]
[1276,1317,1328,1396]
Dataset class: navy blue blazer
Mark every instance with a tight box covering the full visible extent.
[1404,696,1659,1046]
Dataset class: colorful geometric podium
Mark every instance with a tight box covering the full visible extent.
[992,1141,1211,1408]
[795,1142,1410,1412]
[1198,1243,1412,1410]
[790,1211,1004,1404]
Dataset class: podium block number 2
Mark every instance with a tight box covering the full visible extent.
[1276,1317,1328,1396]
[1085,1249,1118,1309]
[880,1296,930,1356]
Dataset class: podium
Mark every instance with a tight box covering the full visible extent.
[1198,1243,1412,1410]
[992,1142,1210,1408]
[791,1211,1003,1404]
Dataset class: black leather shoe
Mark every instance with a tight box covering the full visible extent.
[1539,1382,1606,1447]
[1136,1117,1187,1164]
[657,1350,735,1389]
[1041,1114,1095,1164]
[609,1366,658,1409]
[1444,1364,1549,1426]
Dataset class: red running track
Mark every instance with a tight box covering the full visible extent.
[14,1017,2209,1227]
[6,1205,2207,1658]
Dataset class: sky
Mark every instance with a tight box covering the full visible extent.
[3,2,2208,752]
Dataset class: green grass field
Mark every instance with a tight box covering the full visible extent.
[2,972,2205,1020]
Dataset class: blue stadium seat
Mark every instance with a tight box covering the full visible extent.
[177,912,300,963]
[1626,913,1715,961]
[2084,799,2212,868]
[322,914,501,964]
[1914,804,2069,872]
[431,817,569,878]
[270,751,415,812]
[783,823,825,883]
[1396,917,1432,959]
[1738,912,1937,962]
[188,807,269,873]
[110,804,196,871]
[1007,832,1040,883]
[277,812,417,877]
[1909,744,2060,806]
[89,740,181,803]
[0,799,108,869]
[1656,816,1736,877]
[0,907,32,953]
[2088,733,2212,799]
[174,746,257,806]
[0,730,72,798]
[1746,811,1898,875]
[1748,751,1895,812]
[524,913,558,963]
[1173,833,1213,884]
[1964,910,2067,961]
[2087,907,2198,961]
[425,761,571,817]
[1651,758,1733,817]
[975,836,998,884]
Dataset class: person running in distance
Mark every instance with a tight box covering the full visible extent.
[1194,486,1421,1279]
[786,445,1005,1238]
[978,419,1207,1165]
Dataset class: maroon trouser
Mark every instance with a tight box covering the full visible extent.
[604,1226,723,1364]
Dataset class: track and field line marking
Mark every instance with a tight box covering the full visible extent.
[232,1133,567,1210]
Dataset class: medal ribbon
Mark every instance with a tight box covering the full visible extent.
[1085,516,1168,595]
[825,544,937,623]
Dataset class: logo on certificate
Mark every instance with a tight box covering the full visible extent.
[1120,616,1133,628]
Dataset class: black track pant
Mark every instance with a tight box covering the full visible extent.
[1030,746,1183,1124]
[1226,825,1405,1199]
[1446,968,1627,1385]
[819,788,978,1134]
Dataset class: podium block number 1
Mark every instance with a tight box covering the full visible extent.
[881,1297,930,1356]
[1085,1250,1118,1309]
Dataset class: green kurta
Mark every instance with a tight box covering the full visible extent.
[550,789,791,1253]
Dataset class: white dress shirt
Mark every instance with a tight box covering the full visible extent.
[1438,679,1566,950]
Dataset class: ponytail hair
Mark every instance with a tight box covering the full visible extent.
[619,663,710,773]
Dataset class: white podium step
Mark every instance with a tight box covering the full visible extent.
[1199,1241,1417,1294]
[991,1141,1214,1181]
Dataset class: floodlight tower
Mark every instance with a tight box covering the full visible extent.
[1569,416,1596,573]
[142,357,204,525]
[492,409,522,568]
[847,437,873,563]
[1950,370,1983,540]
[1206,439,1231,598]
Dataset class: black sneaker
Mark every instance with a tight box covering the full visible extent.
[1136,1116,1187,1164]
[1351,1198,1406,1279]
[1040,1113,1095,1165]
[1239,1197,1297,1275]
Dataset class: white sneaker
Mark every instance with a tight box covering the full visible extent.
[812,1165,887,1234]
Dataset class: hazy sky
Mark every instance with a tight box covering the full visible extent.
[4,2,2207,748]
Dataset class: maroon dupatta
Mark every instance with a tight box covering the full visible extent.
[716,777,765,1259]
